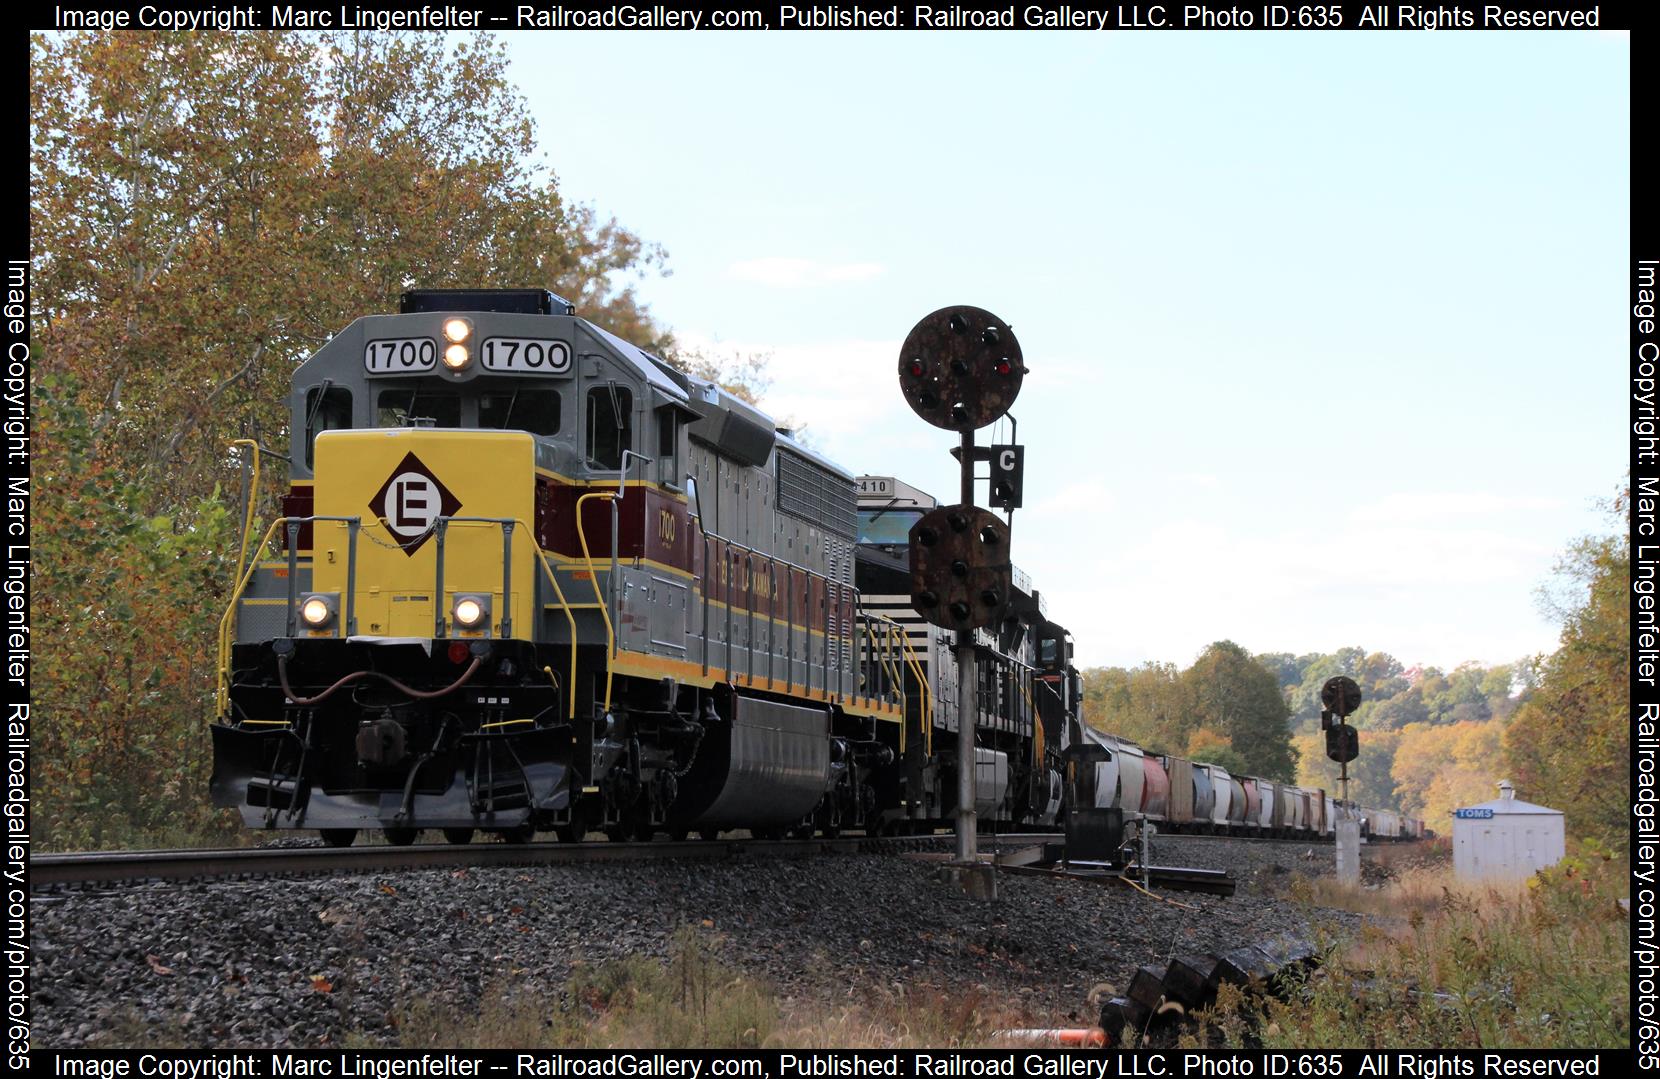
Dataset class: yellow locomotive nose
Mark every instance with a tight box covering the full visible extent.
[309,427,535,640]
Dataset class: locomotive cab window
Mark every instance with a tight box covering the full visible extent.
[303,385,352,469]
[586,384,633,470]
[857,506,922,546]
[655,407,680,488]
[377,389,460,428]
[481,388,561,436]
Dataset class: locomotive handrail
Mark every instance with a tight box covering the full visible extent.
[767,554,779,690]
[216,515,290,716]
[285,516,361,637]
[217,513,581,724]
[431,516,516,639]
[857,607,934,757]
[898,622,933,758]
[215,514,365,717]
[699,532,711,677]
[574,490,619,713]
[1021,673,1042,768]
[880,621,905,707]
[435,515,580,721]
[229,438,262,592]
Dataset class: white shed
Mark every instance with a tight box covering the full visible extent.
[1451,781,1565,881]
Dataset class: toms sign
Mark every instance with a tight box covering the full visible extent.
[1454,808,1495,819]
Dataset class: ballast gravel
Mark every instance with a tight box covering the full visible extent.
[32,836,1360,1049]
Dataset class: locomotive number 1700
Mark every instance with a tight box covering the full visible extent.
[481,338,572,374]
[364,338,437,373]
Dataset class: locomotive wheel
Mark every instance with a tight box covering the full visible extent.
[442,828,475,845]
[668,829,690,842]
[604,825,635,842]
[319,829,357,848]
[383,827,418,846]
[699,828,720,841]
[498,824,536,844]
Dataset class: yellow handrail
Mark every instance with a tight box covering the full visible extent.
[882,623,907,754]
[216,516,288,717]
[897,625,934,759]
[574,490,617,713]
[880,623,905,706]
[219,513,585,725]
[1021,674,1042,767]
[229,439,262,592]
[861,611,934,760]
[439,515,582,722]
[516,519,580,719]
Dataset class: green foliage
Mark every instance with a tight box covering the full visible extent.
[1185,641,1297,780]
[1505,514,1630,847]
[1082,642,1296,781]
[34,375,244,848]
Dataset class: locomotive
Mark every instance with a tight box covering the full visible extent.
[212,289,1075,845]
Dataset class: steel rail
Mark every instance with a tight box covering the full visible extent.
[29,832,1062,888]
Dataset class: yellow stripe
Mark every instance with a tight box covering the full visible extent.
[605,651,902,723]
[537,548,694,580]
[534,466,688,503]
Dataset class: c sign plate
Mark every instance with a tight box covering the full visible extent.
[480,338,571,374]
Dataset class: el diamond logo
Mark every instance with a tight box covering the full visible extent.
[370,452,461,555]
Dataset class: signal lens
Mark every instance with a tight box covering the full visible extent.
[443,344,471,370]
[995,359,1012,376]
[908,361,925,377]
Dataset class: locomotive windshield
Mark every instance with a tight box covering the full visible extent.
[480,387,561,436]
[377,388,461,428]
[858,506,922,546]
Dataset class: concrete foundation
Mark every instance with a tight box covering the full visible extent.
[1335,818,1360,886]
[935,860,998,900]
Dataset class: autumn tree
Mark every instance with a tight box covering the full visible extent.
[1185,727,1250,778]
[31,30,671,846]
[1081,661,1191,751]
[1181,641,1298,781]
[1504,506,1629,846]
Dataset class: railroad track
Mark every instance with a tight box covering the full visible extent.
[29,831,1063,888]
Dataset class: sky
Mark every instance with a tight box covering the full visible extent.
[501,29,1629,672]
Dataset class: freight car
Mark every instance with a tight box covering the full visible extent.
[1073,729,1420,841]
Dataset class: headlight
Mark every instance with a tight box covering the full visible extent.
[443,318,471,343]
[299,593,337,629]
[452,595,489,629]
[442,343,471,370]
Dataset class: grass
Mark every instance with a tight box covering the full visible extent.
[1178,839,1630,1050]
[366,926,1039,1049]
